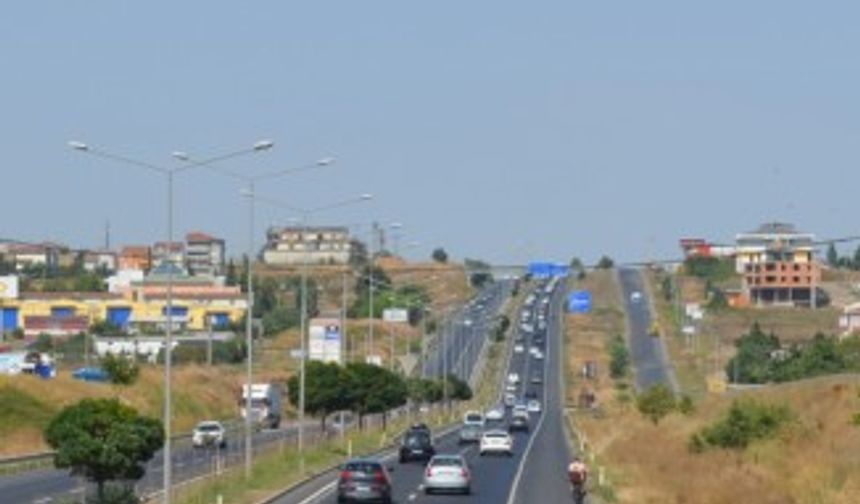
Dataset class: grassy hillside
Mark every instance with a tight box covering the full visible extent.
[0,365,246,456]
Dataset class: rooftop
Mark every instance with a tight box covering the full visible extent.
[186,231,221,243]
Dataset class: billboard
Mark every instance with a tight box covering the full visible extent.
[0,276,19,300]
[308,318,342,363]
[382,308,409,323]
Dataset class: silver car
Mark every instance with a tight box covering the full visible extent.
[423,454,471,495]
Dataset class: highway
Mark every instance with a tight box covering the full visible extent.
[272,278,576,504]
[0,284,509,504]
[618,268,678,392]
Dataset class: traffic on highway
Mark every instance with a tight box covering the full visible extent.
[270,278,573,504]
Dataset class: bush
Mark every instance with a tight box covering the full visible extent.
[636,384,676,424]
[33,333,54,353]
[684,256,735,282]
[678,395,695,415]
[101,354,140,386]
[693,399,794,451]
[609,335,630,379]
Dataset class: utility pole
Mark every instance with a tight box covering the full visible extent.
[341,268,348,363]
[368,222,376,361]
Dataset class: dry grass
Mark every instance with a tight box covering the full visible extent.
[0,365,245,456]
[569,271,860,503]
[379,259,474,312]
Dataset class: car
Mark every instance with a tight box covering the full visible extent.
[337,458,394,503]
[533,351,545,361]
[485,407,505,422]
[399,429,435,463]
[527,400,542,413]
[463,410,485,427]
[479,430,514,456]
[423,454,471,495]
[409,422,431,434]
[524,388,539,399]
[458,424,482,444]
[631,291,642,302]
[505,383,518,393]
[192,421,227,449]
[507,373,520,385]
[514,344,525,353]
[529,346,539,355]
[508,413,529,432]
[531,374,543,384]
[512,404,528,417]
[503,392,516,407]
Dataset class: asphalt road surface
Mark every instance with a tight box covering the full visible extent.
[272,279,576,504]
[618,268,678,392]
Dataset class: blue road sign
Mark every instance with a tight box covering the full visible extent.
[568,291,592,314]
[528,262,570,279]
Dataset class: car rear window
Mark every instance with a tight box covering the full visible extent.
[430,457,463,467]
[405,433,430,445]
[466,414,482,422]
[344,461,382,473]
[485,432,508,438]
[197,424,221,432]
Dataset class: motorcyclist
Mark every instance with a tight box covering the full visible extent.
[568,456,588,489]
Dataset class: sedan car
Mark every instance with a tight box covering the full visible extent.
[192,421,227,449]
[458,424,482,444]
[337,458,393,503]
[479,430,514,456]
[514,344,525,354]
[507,372,520,384]
[508,413,529,433]
[531,374,543,385]
[399,429,435,463]
[527,400,542,413]
[423,454,471,495]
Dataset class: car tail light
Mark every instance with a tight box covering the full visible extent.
[374,471,387,484]
[340,470,352,482]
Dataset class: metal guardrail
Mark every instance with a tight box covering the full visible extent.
[0,451,56,474]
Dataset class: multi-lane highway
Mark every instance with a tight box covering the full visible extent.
[618,268,678,392]
[0,284,510,504]
[272,278,575,504]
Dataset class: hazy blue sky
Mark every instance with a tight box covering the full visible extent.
[2,1,858,265]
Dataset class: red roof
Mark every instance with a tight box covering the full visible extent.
[121,245,151,256]
[186,231,220,242]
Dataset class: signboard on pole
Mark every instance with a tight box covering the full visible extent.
[528,262,570,279]
[382,308,409,323]
[568,291,592,314]
[309,318,342,364]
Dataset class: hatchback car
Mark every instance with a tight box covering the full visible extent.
[337,458,393,503]
[485,407,504,422]
[399,430,435,463]
[503,392,516,407]
[479,430,514,456]
[509,412,530,433]
[192,421,227,449]
[423,454,471,495]
[527,400,542,413]
[458,424,482,444]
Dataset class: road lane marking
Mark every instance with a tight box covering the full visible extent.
[409,492,418,500]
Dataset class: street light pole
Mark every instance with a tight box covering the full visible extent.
[243,179,255,479]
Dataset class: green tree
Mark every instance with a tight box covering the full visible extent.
[101,354,140,386]
[288,361,354,432]
[431,248,448,263]
[445,374,473,401]
[853,245,860,271]
[827,243,839,268]
[609,335,630,379]
[33,333,54,353]
[406,377,443,404]
[225,259,238,286]
[636,384,677,424]
[726,323,781,384]
[44,398,163,501]
[596,255,615,270]
[346,362,408,430]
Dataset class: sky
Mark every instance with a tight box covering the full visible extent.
[2,1,859,266]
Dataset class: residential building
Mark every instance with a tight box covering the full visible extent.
[152,241,185,268]
[82,250,118,273]
[736,222,820,306]
[119,246,152,271]
[839,302,860,336]
[679,238,736,259]
[185,232,226,277]
[262,225,351,265]
[8,243,61,272]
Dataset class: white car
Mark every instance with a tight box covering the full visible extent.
[507,373,520,385]
[529,346,539,355]
[512,404,528,418]
[527,400,542,413]
[514,344,525,354]
[192,421,227,449]
[479,430,514,456]
[485,407,505,422]
[463,410,485,427]
[631,291,642,302]
[533,351,545,360]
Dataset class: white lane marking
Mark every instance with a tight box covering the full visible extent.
[32,498,52,504]
[409,492,418,500]
[295,481,337,504]
[506,290,556,504]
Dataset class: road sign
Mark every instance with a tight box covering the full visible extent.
[289,349,306,359]
[309,318,342,363]
[568,291,592,314]
[382,308,409,323]
[528,262,570,279]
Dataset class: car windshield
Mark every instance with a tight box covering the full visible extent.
[196,423,221,432]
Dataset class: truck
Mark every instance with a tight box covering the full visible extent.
[239,383,282,429]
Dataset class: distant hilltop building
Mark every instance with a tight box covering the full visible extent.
[262,225,351,265]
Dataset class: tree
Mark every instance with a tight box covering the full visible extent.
[636,384,676,424]
[569,257,586,280]
[445,374,473,401]
[853,245,860,271]
[596,255,615,270]
[101,354,140,386]
[288,361,354,432]
[609,335,630,379]
[44,398,163,501]
[407,378,443,404]
[827,243,839,268]
[33,333,54,353]
[349,239,369,266]
[431,248,449,263]
[346,362,407,430]
[225,259,238,286]
[726,323,780,384]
